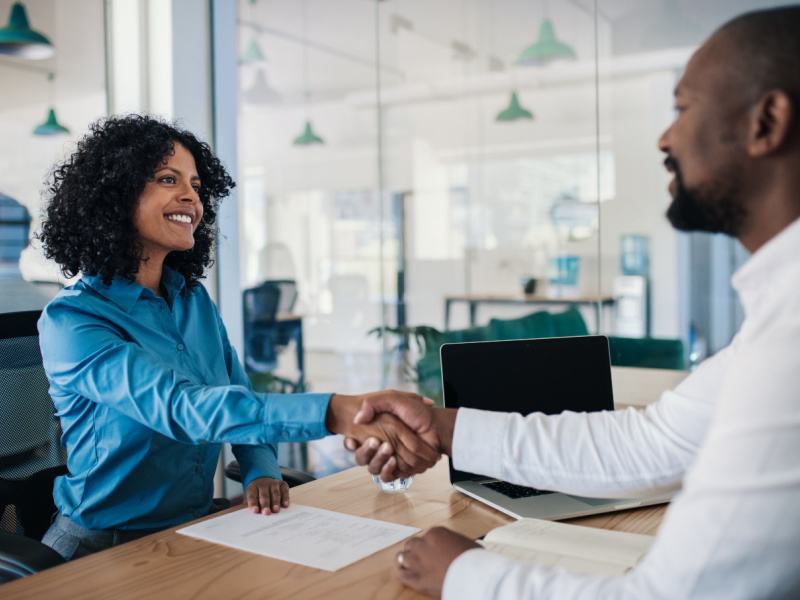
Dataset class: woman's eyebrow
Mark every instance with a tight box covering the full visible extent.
[155,166,201,182]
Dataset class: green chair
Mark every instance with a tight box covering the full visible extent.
[607,336,685,371]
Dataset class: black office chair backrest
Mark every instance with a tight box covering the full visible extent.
[0,310,68,542]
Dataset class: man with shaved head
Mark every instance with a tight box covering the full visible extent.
[348,6,800,599]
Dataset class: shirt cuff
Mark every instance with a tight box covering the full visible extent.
[232,444,282,489]
[452,407,509,477]
[443,548,508,600]
[262,393,332,442]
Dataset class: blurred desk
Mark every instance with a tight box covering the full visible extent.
[445,294,616,329]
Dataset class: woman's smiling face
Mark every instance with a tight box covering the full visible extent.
[133,142,204,263]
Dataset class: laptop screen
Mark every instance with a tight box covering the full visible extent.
[441,335,614,483]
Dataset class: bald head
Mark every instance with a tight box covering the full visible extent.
[711,6,800,133]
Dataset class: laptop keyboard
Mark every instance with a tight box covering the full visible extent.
[481,481,555,499]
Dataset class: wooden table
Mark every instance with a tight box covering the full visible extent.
[3,468,668,600]
[5,367,682,599]
[444,294,615,330]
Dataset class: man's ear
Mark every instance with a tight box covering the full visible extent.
[748,89,794,157]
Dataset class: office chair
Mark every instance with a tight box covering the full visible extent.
[243,282,282,373]
[0,310,67,583]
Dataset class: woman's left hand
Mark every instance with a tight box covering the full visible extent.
[245,476,290,515]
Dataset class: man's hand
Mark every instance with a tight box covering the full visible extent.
[341,392,458,480]
[396,527,480,598]
[326,391,441,478]
[245,476,289,515]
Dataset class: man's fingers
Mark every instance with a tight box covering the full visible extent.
[379,456,399,482]
[354,437,380,466]
[390,422,439,471]
[343,437,361,452]
[422,397,435,406]
[367,441,393,475]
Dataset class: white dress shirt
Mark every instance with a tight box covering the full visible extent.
[444,217,800,600]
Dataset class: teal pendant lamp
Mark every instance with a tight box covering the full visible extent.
[33,108,69,136]
[293,121,324,145]
[293,0,324,146]
[0,2,55,59]
[33,73,69,136]
[517,19,575,66]
[496,92,534,121]
[240,39,265,65]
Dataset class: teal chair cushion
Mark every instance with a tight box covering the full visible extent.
[607,336,685,370]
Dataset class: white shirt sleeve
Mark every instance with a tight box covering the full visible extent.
[451,347,728,498]
[444,321,800,599]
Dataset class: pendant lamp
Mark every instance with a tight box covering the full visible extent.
[293,121,324,145]
[0,2,55,59]
[293,1,324,146]
[496,92,534,121]
[243,68,282,104]
[33,73,69,136]
[240,39,266,65]
[516,19,575,66]
[33,108,69,136]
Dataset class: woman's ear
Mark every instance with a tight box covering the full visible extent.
[747,89,794,158]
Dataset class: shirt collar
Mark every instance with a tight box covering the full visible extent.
[81,266,188,313]
[732,215,800,315]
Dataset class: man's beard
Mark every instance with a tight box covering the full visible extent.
[664,156,747,236]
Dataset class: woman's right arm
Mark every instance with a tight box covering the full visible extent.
[39,303,332,446]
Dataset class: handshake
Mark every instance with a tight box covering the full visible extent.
[326,391,457,481]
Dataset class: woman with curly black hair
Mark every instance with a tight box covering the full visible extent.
[36,115,437,560]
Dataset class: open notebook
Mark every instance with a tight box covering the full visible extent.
[479,518,655,576]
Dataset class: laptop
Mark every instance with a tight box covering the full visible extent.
[441,335,673,520]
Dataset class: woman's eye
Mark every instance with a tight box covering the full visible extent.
[160,176,176,184]
[192,185,201,193]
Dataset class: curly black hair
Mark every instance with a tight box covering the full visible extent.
[38,114,235,288]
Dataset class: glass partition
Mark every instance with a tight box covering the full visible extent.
[234,0,792,476]
[0,0,106,314]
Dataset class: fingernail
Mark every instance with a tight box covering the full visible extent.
[380,442,392,454]
[354,410,365,423]
[250,507,258,513]
[262,508,270,515]
[368,438,379,449]
[273,505,280,512]
[284,500,289,507]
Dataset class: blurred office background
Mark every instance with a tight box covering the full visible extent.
[0,0,784,485]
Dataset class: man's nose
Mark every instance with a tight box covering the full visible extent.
[657,125,671,154]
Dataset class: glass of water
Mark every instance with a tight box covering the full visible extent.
[372,474,414,493]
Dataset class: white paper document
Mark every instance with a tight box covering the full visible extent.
[177,505,420,571]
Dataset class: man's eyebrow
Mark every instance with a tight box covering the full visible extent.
[155,166,201,181]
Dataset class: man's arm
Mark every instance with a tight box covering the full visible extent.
[349,353,724,493]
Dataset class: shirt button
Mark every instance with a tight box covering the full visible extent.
[195,466,203,474]
[177,344,185,351]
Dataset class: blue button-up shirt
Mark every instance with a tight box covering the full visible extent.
[39,267,331,530]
